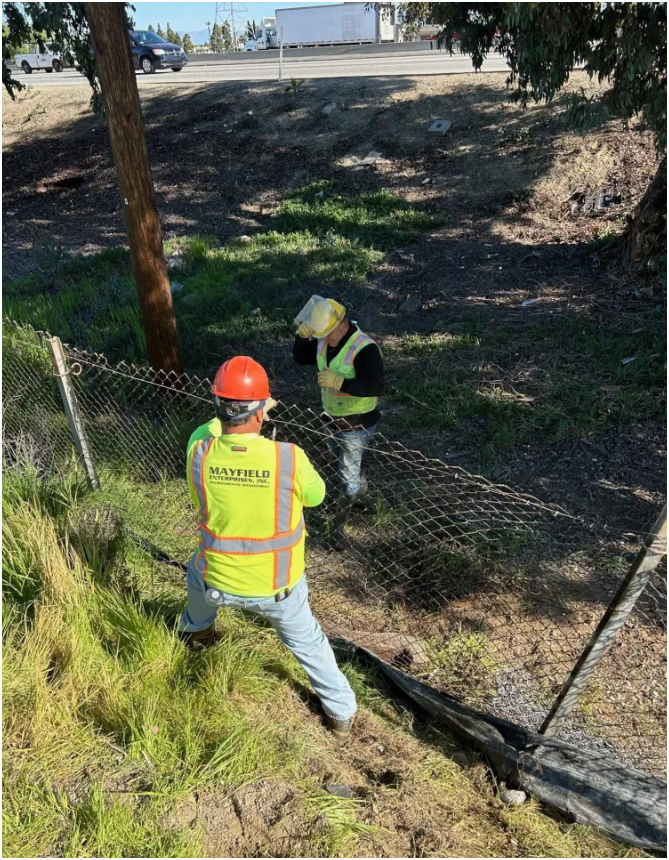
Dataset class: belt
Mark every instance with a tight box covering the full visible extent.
[322,413,364,432]
[275,587,292,603]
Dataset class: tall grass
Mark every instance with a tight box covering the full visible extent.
[1,466,373,857]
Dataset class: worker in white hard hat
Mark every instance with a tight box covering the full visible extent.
[294,297,385,549]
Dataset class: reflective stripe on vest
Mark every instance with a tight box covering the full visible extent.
[317,330,379,417]
[190,439,302,589]
[342,333,374,367]
[318,333,374,369]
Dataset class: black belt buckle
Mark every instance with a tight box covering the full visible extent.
[275,587,292,603]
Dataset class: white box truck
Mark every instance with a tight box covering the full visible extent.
[244,3,395,51]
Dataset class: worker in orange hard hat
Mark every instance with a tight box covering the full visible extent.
[179,355,357,738]
[293,297,385,549]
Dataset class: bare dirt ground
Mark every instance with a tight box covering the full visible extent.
[3,72,664,530]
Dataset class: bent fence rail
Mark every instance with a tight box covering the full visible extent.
[3,320,666,779]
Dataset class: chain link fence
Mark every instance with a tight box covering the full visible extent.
[3,320,666,778]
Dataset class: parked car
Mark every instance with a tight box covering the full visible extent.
[15,42,66,74]
[128,30,187,74]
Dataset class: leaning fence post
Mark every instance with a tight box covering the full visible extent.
[47,336,100,490]
[540,504,667,738]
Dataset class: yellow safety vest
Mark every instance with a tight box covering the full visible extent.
[187,426,307,596]
[316,329,379,417]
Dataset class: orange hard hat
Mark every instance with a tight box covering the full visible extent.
[212,356,270,401]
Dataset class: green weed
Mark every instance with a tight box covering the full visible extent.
[389,312,666,465]
[274,182,440,249]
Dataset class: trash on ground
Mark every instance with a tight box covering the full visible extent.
[569,188,623,214]
[421,177,432,185]
[361,150,384,165]
[326,784,352,798]
[239,235,252,243]
[321,102,337,116]
[166,256,182,269]
[427,119,452,135]
[315,190,324,198]
[169,282,184,294]
[521,298,540,306]
[250,307,261,317]
[622,356,636,366]
[397,252,415,263]
[6,210,16,216]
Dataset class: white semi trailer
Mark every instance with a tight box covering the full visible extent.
[244,3,395,51]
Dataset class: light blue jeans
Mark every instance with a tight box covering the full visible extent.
[179,555,357,720]
[326,424,377,496]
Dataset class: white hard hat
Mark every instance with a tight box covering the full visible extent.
[310,298,345,337]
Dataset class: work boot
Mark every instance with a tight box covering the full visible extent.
[179,623,216,649]
[323,714,354,739]
[332,494,354,551]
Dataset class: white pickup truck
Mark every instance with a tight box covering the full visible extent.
[15,43,66,74]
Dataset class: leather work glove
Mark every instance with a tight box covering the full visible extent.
[296,322,313,339]
[263,397,278,417]
[317,369,344,391]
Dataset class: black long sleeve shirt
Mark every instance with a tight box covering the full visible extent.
[293,323,384,428]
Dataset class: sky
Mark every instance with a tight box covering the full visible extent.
[131,2,338,40]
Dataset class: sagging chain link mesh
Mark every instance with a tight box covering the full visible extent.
[3,320,666,778]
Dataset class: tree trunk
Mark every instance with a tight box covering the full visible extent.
[84,2,182,377]
[626,154,667,271]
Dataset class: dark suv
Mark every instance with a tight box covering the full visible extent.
[128,30,187,74]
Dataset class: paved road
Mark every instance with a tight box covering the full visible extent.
[17,51,509,87]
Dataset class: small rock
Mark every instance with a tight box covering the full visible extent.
[321,102,337,116]
[399,296,422,314]
[376,745,386,754]
[250,307,261,317]
[326,784,351,798]
[238,235,252,243]
[6,210,17,216]
[500,789,527,806]
[170,282,184,294]
[452,751,470,767]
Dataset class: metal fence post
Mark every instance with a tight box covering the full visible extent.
[278,26,284,82]
[47,336,100,489]
[540,504,667,738]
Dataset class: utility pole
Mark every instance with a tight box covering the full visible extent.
[84,3,182,378]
